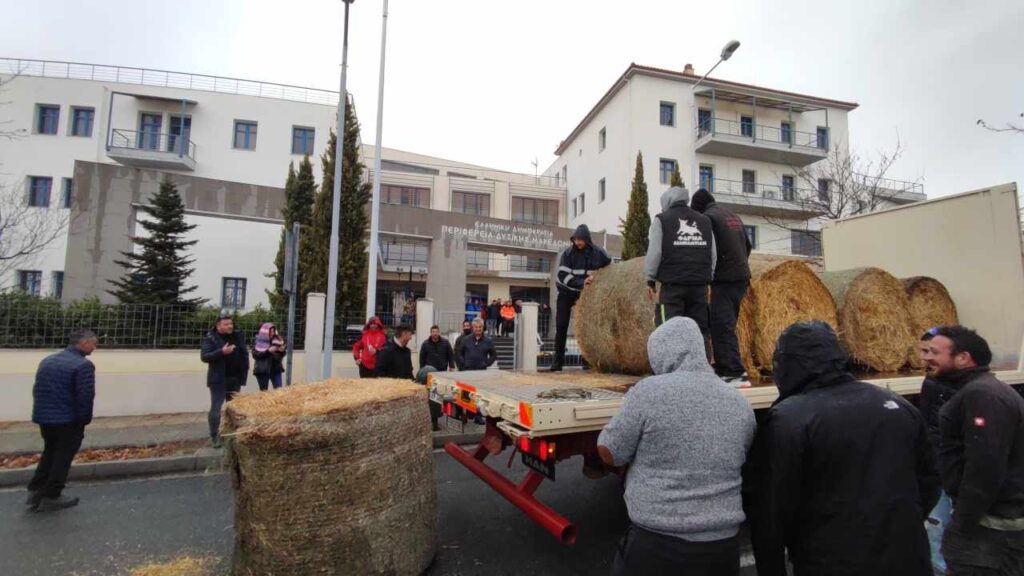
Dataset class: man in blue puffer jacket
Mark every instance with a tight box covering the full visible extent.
[28,329,98,512]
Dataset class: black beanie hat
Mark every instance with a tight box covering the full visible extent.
[691,188,715,212]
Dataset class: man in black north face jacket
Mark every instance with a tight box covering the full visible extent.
[747,321,940,576]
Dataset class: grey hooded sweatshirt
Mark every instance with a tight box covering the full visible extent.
[598,316,755,541]
[645,185,717,284]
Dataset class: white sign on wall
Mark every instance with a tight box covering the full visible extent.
[441,221,567,252]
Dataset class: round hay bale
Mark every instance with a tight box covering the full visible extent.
[575,257,655,374]
[223,379,436,576]
[737,260,838,381]
[818,268,916,372]
[903,276,959,368]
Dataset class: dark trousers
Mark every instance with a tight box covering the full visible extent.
[358,365,375,378]
[28,423,85,498]
[655,283,711,360]
[710,280,749,376]
[611,524,739,576]
[208,376,242,440]
[255,372,283,391]
[554,292,577,367]
[944,524,1024,575]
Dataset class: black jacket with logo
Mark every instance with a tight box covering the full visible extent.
[654,203,714,286]
[374,340,414,380]
[556,224,612,300]
[701,202,751,283]
[938,366,1024,530]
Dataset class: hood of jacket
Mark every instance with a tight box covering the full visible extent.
[773,321,851,401]
[570,224,593,248]
[364,316,384,331]
[659,185,690,211]
[647,316,715,376]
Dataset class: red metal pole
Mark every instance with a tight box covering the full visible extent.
[445,442,577,545]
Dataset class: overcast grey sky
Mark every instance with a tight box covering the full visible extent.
[2,0,1021,199]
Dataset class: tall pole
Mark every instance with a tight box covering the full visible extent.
[323,0,353,378]
[366,0,389,319]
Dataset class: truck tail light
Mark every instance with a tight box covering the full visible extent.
[519,402,533,427]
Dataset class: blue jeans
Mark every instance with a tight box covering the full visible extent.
[927,491,952,575]
[256,372,283,391]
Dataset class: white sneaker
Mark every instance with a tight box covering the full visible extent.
[723,373,751,388]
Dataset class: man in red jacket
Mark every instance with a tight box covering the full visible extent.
[353,317,387,378]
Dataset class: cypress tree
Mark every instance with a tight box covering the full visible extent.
[670,163,684,188]
[109,179,204,308]
[269,158,315,311]
[619,152,651,260]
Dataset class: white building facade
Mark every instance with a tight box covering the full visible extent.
[544,63,924,257]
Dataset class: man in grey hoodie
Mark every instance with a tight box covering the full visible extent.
[645,186,717,359]
[598,316,755,575]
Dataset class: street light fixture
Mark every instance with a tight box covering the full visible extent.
[690,39,740,190]
[323,0,355,379]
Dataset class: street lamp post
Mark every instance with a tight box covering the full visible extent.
[323,0,355,379]
[690,40,740,190]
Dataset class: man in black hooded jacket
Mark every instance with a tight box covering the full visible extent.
[747,321,940,576]
[550,224,611,371]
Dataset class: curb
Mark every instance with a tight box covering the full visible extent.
[0,432,484,487]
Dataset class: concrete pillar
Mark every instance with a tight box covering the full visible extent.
[426,234,467,320]
[415,297,435,351]
[515,302,539,371]
[304,292,326,381]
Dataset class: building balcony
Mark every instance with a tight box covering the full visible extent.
[705,177,824,219]
[106,129,196,171]
[695,118,828,167]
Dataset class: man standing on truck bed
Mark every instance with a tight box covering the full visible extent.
[645,185,716,359]
[551,224,611,372]
[597,316,755,575]
[691,188,750,383]
[926,326,1024,574]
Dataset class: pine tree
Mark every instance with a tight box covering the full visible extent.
[268,159,316,311]
[302,103,371,320]
[670,163,684,188]
[619,152,651,260]
[109,179,204,308]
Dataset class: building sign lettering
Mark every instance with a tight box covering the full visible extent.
[441,221,566,252]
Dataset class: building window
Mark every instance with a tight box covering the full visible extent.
[382,241,429,266]
[742,170,756,194]
[782,175,795,201]
[509,254,550,273]
[28,177,52,207]
[562,165,567,183]
[817,126,829,150]
[222,277,247,309]
[137,113,162,150]
[234,121,258,150]
[554,171,561,187]
[817,178,830,201]
[381,184,431,208]
[292,126,315,155]
[741,115,754,138]
[62,178,73,208]
[598,127,606,152]
[18,271,42,296]
[698,109,712,136]
[780,121,792,145]
[699,165,714,192]
[70,107,94,137]
[451,191,490,216]
[578,193,586,215]
[36,105,59,134]
[659,158,677,185]
[466,250,490,271]
[571,197,578,219]
[598,178,606,203]
[512,197,558,226]
[743,225,758,250]
[52,272,64,299]
[791,230,822,257]
[660,102,676,127]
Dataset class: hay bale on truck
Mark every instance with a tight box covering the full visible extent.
[736,259,838,381]
[575,257,654,374]
[902,276,959,368]
[223,379,436,576]
[818,267,916,372]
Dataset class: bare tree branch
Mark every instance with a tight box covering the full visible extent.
[977,113,1024,134]
[0,70,26,142]
[0,180,71,287]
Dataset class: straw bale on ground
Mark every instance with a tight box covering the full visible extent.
[819,268,916,372]
[903,276,959,368]
[223,379,436,576]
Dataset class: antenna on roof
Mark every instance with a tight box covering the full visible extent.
[531,157,539,178]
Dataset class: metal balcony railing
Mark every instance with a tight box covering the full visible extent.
[1,57,339,106]
[698,117,824,149]
[467,254,552,273]
[109,129,196,160]
[704,177,817,203]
